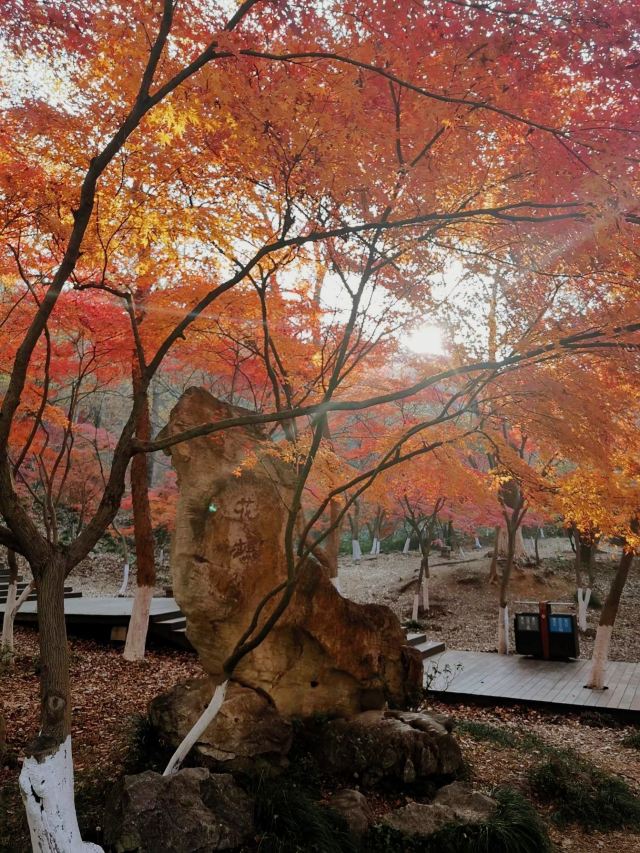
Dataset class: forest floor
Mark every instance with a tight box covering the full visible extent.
[2,537,640,851]
[338,535,640,662]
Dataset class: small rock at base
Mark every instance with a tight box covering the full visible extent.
[327,788,374,837]
[104,768,254,852]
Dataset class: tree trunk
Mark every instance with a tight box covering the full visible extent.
[533,529,541,565]
[327,498,341,581]
[421,553,430,612]
[403,536,411,554]
[574,530,594,632]
[19,559,101,851]
[489,526,500,584]
[412,558,425,621]
[497,526,516,654]
[586,550,634,689]
[1,549,19,656]
[497,525,527,562]
[2,581,35,660]
[123,376,155,662]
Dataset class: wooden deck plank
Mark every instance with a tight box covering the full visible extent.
[426,651,640,714]
[604,661,638,709]
[620,665,640,710]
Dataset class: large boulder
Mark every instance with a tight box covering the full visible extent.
[311,709,463,788]
[103,768,253,852]
[149,678,292,772]
[160,387,422,717]
[382,782,496,838]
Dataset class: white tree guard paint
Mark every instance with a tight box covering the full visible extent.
[351,540,362,561]
[422,577,430,612]
[539,527,545,538]
[577,587,592,633]
[19,736,103,852]
[1,581,35,655]
[117,561,130,597]
[411,593,420,622]
[402,537,411,554]
[375,539,381,556]
[164,680,229,776]
[497,605,510,654]
[370,537,379,557]
[1,579,17,651]
[123,584,153,661]
[474,537,482,550]
[587,624,613,690]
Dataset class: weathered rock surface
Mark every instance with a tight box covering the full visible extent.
[382,782,496,838]
[104,768,253,852]
[433,781,496,822]
[312,709,463,787]
[149,678,292,771]
[160,387,422,717]
[327,789,374,837]
[383,802,456,836]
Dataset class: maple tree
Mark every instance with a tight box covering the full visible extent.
[1,0,640,847]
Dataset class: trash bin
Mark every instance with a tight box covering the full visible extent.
[514,601,579,660]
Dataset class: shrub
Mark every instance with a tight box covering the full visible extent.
[622,730,640,750]
[365,788,551,853]
[455,721,519,748]
[529,747,640,829]
[123,713,169,774]
[252,774,357,853]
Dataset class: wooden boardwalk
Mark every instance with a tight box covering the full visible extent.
[426,650,640,714]
[3,596,191,648]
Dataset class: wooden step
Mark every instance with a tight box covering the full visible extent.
[150,609,183,624]
[153,617,186,629]
[406,631,427,647]
[414,640,446,659]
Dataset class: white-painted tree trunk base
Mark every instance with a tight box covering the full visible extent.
[123,584,153,661]
[370,538,379,557]
[2,581,35,657]
[19,736,103,852]
[117,561,130,597]
[403,537,411,554]
[422,578,430,612]
[351,540,362,561]
[577,587,592,632]
[164,680,229,775]
[587,624,612,689]
[497,605,510,654]
[539,527,545,538]
[411,594,420,622]
[474,537,482,550]
[1,579,17,652]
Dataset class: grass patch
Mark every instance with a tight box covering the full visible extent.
[622,730,640,749]
[455,721,519,749]
[529,746,640,829]
[123,713,171,774]
[252,774,357,853]
[365,788,552,853]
